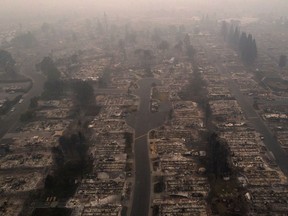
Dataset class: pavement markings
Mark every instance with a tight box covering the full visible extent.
[135,134,147,141]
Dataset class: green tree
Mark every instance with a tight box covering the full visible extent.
[232,26,240,47]
[125,32,137,45]
[239,32,257,65]
[98,67,112,88]
[42,80,64,99]
[183,33,191,48]
[207,133,231,179]
[157,40,169,51]
[220,21,228,40]
[279,55,287,68]
[72,81,95,106]
[228,25,235,45]
[222,23,257,65]
[20,110,35,122]
[174,40,183,53]
[239,32,247,55]
[40,57,60,80]
[135,49,154,71]
[252,39,258,60]
[11,32,38,48]
[0,50,16,74]
[186,45,196,60]
[29,96,39,108]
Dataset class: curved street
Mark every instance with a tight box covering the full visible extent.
[126,78,169,216]
[0,55,46,138]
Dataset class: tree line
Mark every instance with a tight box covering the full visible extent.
[0,49,16,74]
[221,21,257,65]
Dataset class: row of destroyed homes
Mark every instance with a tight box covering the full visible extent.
[148,57,211,215]
[199,33,288,215]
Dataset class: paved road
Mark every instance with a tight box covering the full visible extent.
[227,79,288,175]
[200,38,288,175]
[126,78,169,216]
[0,56,46,138]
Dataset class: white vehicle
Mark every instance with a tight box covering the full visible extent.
[10,107,15,112]
[19,99,24,104]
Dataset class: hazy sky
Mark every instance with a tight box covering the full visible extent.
[0,0,287,24]
[1,0,287,12]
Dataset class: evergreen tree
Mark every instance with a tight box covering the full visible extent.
[72,81,95,106]
[279,55,287,68]
[232,26,240,47]
[221,22,258,65]
[228,25,235,45]
[186,45,196,60]
[157,40,169,51]
[252,39,258,60]
[239,32,247,56]
[238,32,257,65]
[220,21,228,41]
[40,57,60,80]
[0,50,16,74]
[183,33,191,48]
[11,31,37,48]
